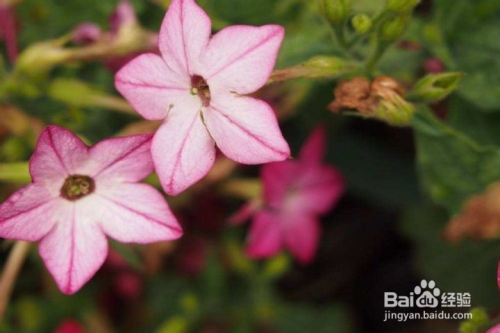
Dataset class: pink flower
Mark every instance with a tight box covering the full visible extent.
[0,126,182,294]
[488,323,500,333]
[239,127,345,264]
[115,0,290,195]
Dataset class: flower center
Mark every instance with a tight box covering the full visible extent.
[190,75,210,107]
[60,175,95,201]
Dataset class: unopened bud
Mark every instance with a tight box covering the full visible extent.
[386,0,420,13]
[72,23,102,45]
[352,14,372,34]
[269,56,355,83]
[109,1,138,33]
[374,92,415,126]
[371,76,414,126]
[408,72,463,103]
[320,0,351,25]
[379,14,410,42]
[15,38,72,79]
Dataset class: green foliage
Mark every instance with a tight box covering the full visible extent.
[412,108,500,214]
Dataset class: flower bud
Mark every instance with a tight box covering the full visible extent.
[408,72,463,103]
[15,39,72,79]
[386,0,420,13]
[72,23,102,45]
[379,14,409,42]
[373,91,415,126]
[320,0,351,25]
[269,56,356,83]
[109,1,137,33]
[352,14,372,34]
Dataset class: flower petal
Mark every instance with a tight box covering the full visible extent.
[30,126,88,194]
[159,0,211,76]
[299,126,326,165]
[39,200,108,294]
[115,53,194,120]
[0,184,58,241]
[289,165,345,215]
[95,183,182,243]
[245,211,283,259]
[152,109,215,195]
[89,134,154,183]
[203,25,284,95]
[283,213,319,265]
[204,94,290,164]
[261,161,298,207]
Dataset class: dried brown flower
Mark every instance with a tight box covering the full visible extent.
[444,182,500,242]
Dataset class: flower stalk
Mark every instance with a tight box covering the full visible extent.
[0,241,31,322]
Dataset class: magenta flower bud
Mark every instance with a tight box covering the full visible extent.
[109,1,137,33]
[423,57,444,73]
[72,23,102,45]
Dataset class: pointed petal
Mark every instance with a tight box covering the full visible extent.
[229,200,260,226]
[115,53,195,120]
[30,126,88,194]
[152,109,215,195]
[261,161,297,207]
[289,165,345,215]
[203,25,284,95]
[205,95,290,164]
[95,183,182,243]
[283,213,319,265]
[89,134,154,183]
[0,184,58,241]
[38,201,108,294]
[159,0,211,76]
[245,211,282,259]
[488,324,500,333]
[299,126,326,164]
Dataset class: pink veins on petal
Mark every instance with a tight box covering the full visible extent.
[115,0,290,195]
[0,126,182,294]
[243,127,345,265]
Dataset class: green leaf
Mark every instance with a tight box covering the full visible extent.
[412,108,500,213]
[454,20,500,110]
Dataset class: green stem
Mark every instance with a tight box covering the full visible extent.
[365,41,390,73]
[0,162,30,184]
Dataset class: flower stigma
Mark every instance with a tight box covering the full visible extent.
[60,175,95,201]
[191,75,210,106]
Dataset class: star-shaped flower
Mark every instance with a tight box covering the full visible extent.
[235,127,345,264]
[115,0,290,195]
[0,126,182,294]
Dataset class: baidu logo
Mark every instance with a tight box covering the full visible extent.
[414,279,440,308]
[384,279,470,308]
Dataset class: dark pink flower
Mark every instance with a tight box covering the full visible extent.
[115,0,290,195]
[497,261,500,290]
[0,126,182,294]
[0,4,18,63]
[53,319,85,333]
[241,127,345,264]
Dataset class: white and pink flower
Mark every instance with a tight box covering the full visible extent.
[0,126,182,294]
[116,0,290,195]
